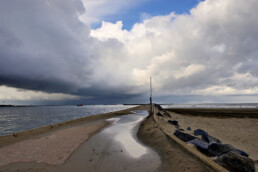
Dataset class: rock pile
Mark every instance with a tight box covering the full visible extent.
[161,111,255,172]
[154,105,255,172]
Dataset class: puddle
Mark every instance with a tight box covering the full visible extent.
[53,110,161,172]
[105,110,148,158]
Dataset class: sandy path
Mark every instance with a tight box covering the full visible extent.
[52,111,161,172]
[0,121,108,166]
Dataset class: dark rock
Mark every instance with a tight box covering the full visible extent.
[235,148,249,157]
[194,129,208,136]
[187,127,191,131]
[174,130,197,142]
[208,143,234,156]
[208,143,249,157]
[188,138,210,154]
[157,112,164,117]
[202,134,221,144]
[168,120,179,127]
[215,151,255,172]
[163,112,171,117]
[156,104,163,111]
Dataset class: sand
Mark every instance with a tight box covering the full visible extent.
[2,104,254,172]
[0,121,108,166]
[137,114,215,172]
[160,108,258,171]
[0,105,140,170]
[166,108,258,118]
[165,110,258,161]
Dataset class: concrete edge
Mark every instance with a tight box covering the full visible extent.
[153,107,228,172]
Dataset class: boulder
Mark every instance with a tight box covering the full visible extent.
[215,151,255,172]
[168,120,179,127]
[234,148,249,157]
[174,130,197,142]
[188,138,210,154]
[163,112,171,117]
[187,127,191,131]
[202,134,221,144]
[157,112,164,117]
[168,120,179,128]
[208,143,234,156]
[208,143,249,157]
[194,129,208,136]
[156,104,163,111]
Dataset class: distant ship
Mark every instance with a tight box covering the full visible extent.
[77,104,83,106]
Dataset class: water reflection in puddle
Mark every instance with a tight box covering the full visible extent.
[106,110,148,158]
[53,110,161,172]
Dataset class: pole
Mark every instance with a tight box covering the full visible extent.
[150,77,153,114]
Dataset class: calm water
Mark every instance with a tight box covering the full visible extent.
[0,105,136,136]
[162,103,258,109]
[53,110,161,171]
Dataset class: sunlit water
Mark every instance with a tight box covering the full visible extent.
[0,105,136,136]
[106,110,148,158]
[162,103,258,109]
[52,110,161,172]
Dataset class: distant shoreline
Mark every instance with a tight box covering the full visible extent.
[0,104,148,107]
[166,108,258,118]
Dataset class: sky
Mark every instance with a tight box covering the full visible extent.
[0,0,258,105]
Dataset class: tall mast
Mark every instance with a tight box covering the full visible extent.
[150,77,152,98]
[150,77,153,114]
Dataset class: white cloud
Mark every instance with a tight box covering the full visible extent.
[1,0,258,103]
[195,85,258,95]
[0,86,80,101]
[91,21,129,42]
[91,0,258,97]
[174,64,206,79]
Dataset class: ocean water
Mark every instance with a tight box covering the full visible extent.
[0,105,136,136]
[161,103,258,109]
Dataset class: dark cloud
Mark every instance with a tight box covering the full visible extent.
[0,0,95,96]
[0,75,76,93]
[0,0,258,104]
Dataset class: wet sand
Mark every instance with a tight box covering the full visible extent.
[0,106,142,171]
[0,120,108,166]
[51,110,161,172]
[0,107,163,172]
[1,105,246,172]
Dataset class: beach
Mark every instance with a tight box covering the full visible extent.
[156,107,258,171]
[0,106,141,171]
[165,108,258,161]
[0,105,257,171]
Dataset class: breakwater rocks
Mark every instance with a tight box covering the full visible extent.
[154,105,255,172]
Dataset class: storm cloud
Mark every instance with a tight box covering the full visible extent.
[0,0,258,104]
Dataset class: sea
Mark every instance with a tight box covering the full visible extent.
[0,105,136,136]
[161,103,258,109]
